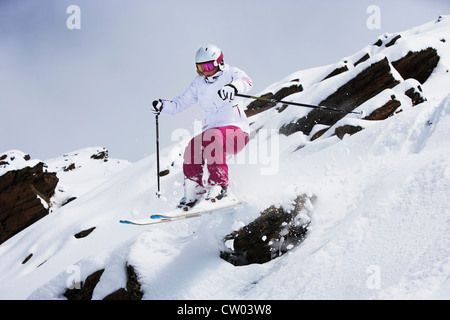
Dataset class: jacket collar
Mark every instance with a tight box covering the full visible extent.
[205,70,223,83]
[204,63,228,83]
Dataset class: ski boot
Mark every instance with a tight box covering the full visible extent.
[205,185,228,203]
[177,179,205,210]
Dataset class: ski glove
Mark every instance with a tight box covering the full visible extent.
[151,99,163,115]
[218,84,237,101]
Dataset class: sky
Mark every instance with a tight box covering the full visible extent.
[1,0,449,162]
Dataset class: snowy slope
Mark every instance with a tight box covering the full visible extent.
[1,17,450,300]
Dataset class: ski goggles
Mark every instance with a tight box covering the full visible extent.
[196,61,216,73]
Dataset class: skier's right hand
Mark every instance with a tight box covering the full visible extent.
[151,99,163,115]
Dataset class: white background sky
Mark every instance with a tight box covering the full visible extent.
[1,0,448,162]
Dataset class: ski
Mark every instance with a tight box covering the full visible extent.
[120,200,242,226]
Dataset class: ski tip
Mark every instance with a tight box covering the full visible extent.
[119,220,133,224]
[150,214,171,220]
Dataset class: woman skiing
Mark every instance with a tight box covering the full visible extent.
[151,44,252,208]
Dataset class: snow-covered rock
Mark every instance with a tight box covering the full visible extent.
[0,147,130,245]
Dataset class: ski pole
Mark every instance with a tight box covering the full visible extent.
[236,93,364,116]
[155,114,161,198]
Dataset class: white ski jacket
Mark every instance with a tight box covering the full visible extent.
[161,65,252,133]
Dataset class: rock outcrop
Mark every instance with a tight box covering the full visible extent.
[63,264,143,300]
[0,147,124,245]
[245,82,303,117]
[0,158,58,244]
[245,46,439,143]
[279,57,401,137]
[221,194,315,266]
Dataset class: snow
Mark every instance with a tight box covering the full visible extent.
[0,150,40,176]
[45,147,132,209]
[1,16,450,300]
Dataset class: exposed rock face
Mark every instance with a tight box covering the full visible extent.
[63,264,143,300]
[104,264,143,300]
[0,147,125,245]
[0,161,58,244]
[74,226,96,239]
[280,57,401,137]
[392,47,440,84]
[63,269,105,300]
[90,149,109,161]
[246,47,439,142]
[221,194,315,266]
[245,82,303,117]
[321,65,349,81]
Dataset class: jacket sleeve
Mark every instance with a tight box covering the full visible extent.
[229,67,253,94]
[161,78,198,115]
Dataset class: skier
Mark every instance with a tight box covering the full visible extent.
[151,44,252,208]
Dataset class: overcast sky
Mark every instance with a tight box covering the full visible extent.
[1,0,448,162]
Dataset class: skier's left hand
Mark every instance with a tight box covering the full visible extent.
[218,84,237,101]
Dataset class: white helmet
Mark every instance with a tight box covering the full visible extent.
[195,44,225,70]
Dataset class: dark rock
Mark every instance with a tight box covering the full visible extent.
[245,84,303,117]
[64,269,105,300]
[310,127,330,141]
[321,65,349,81]
[22,253,33,264]
[252,46,439,146]
[374,39,383,47]
[220,194,315,266]
[385,34,402,47]
[125,264,143,300]
[74,226,96,239]
[63,163,76,172]
[365,96,402,120]
[62,196,77,206]
[244,93,274,118]
[392,48,440,84]
[103,264,143,300]
[280,58,400,136]
[354,53,370,67]
[63,264,143,300]
[335,125,363,139]
[405,86,426,106]
[159,169,170,177]
[0,162,59,244]
[90,148,108,162]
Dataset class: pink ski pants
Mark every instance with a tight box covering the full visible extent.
[183,125,249,187]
